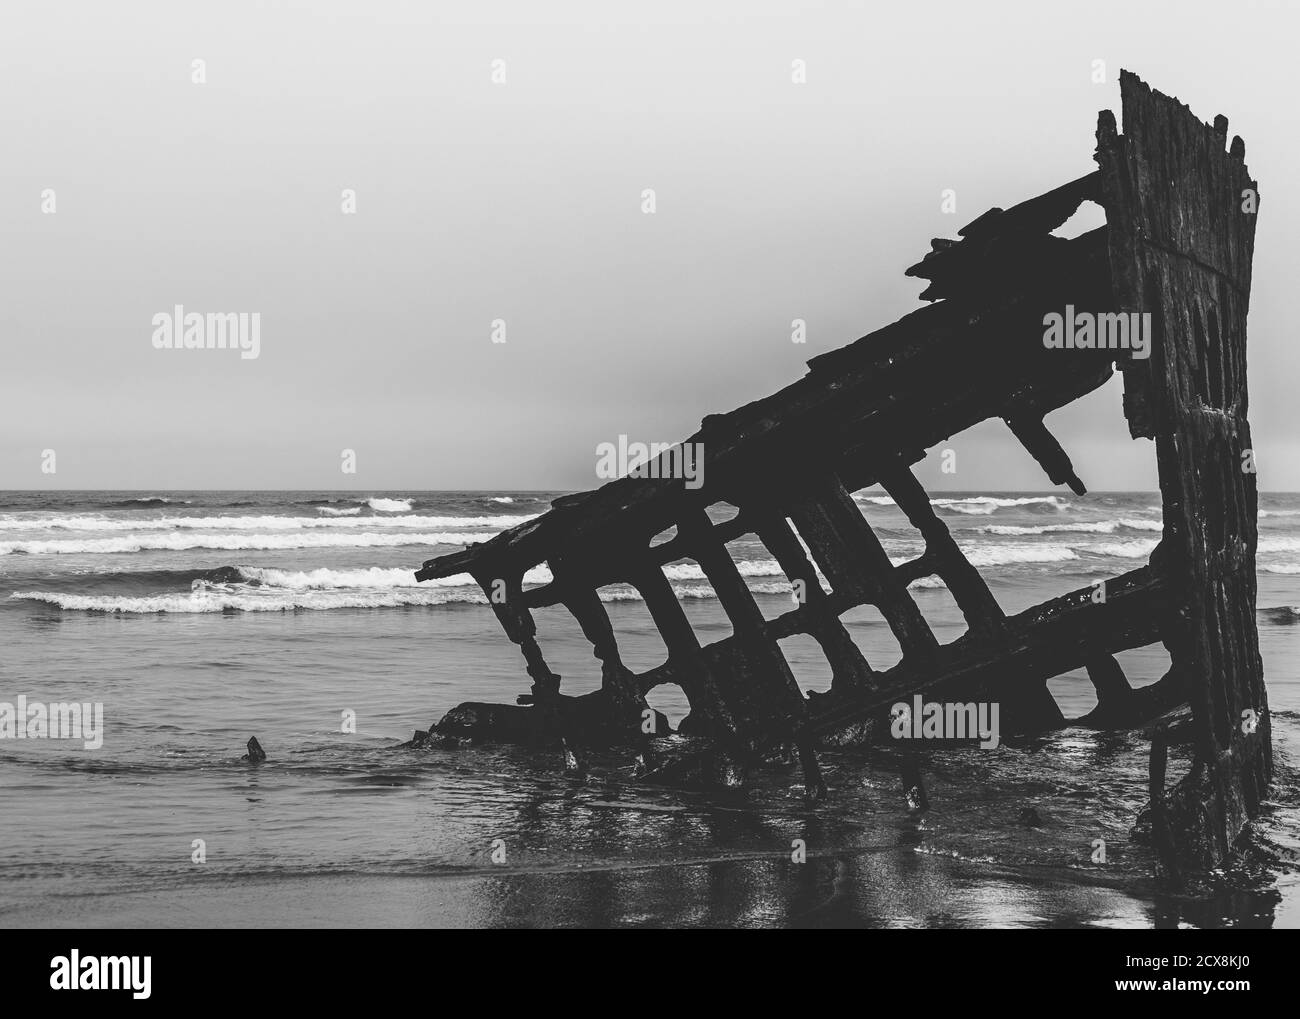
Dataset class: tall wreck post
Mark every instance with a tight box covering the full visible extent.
[1096,73,1269,873]
[416,73,1268,874]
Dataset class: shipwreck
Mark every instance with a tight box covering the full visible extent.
[416,72,1270,877]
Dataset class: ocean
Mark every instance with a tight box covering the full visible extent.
[1,489,1297,928]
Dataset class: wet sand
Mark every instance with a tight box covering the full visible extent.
[14,848,1296,929]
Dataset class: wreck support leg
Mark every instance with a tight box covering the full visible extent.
[755,515,875,696]
[679,508,825,793]
[558,577,645,728]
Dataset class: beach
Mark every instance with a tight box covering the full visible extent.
[1,489,1297,928]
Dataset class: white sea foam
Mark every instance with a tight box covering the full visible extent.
[978,519,1162,536]
[10,551,945,614]
[932,496,1072,516]
[231,564,552,589]
[935,496,1070,508]
[960,544,1079,566]
[907,576,949,589]
[11,589,489,612]
[661,560,787,581]
[852,494,1071,514]
[663,547,1068,578]
[0,532,491,555]
[0,513,533,533]
[1082,539,1160,559]
[981,522,1110,535]
[1115,518,1164,532]
[316,506,362,516]
[365,498,413,512]
[12,571,950,612]
[238,566,458,589]
[1067,534,1300,561]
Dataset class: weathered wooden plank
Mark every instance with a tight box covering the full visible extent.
[790,478,939,660]
[753,514,876,694]
[674,509,822,788]
[1097,71,1268,874]
[878,465,1006,639]
[1003,416,1087,495]
[556,575,644,718]
[796,566,1170,742]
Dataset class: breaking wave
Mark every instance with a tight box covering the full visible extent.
[1080,539,1160,559]
[365,498,413,512]
[104,497,191,507]
[8,541,1086,614]
[11,589,489,613]
[978,519,1162,536]
[661,560,787,581]
[959,544,1079,566]
[853,494,1072,515]
[11,572,946,613]
[0,513,533,533]
[0,532,492,556]
[238,566,455,589]
[933,496,1072,516]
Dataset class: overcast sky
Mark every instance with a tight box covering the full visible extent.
[1,0,1296,492]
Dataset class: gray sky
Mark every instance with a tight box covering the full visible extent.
[2,0,1296,492]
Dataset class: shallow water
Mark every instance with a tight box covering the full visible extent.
[1,490,1297,927]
